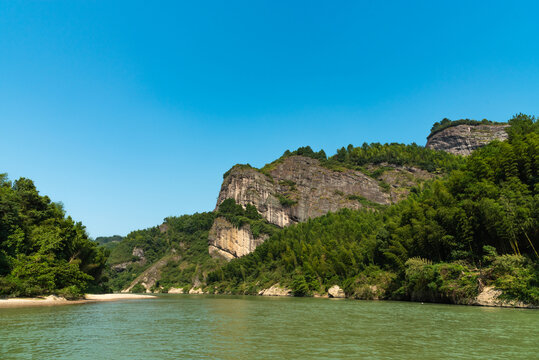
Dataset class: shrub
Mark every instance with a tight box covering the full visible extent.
[58,285,84,300]
[131,283,146,293]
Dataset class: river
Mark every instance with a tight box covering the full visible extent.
[1,295,537,359]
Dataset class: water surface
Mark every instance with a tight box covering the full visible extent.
[1,295,537,359]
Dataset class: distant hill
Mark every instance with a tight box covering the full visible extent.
[94,235,124,249]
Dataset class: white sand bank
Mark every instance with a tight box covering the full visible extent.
[0,294,156,308]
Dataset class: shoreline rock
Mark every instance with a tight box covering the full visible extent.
[473,286,537,309]
[168,287,185,294]
[328,285,346,298]
[188,288,204,294]
[258,284,293,296]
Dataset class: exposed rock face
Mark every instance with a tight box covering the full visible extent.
[210,156,434,259]
[122,254,179,293]
[208,217,269,259]
[328,285,346,298]
[258,284,293,296]
[426,124,509,155]
[168,287,184,294]
[474,286,536,308]
[132,247,145,261]
[216,156,390,228]
[369,164,435,203]
[111,247,147,272]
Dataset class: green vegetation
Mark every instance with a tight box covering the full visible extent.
[216,199,278,238]
[222,164,257,179]
[276,194,297,207]
[0,176,107,298]
[208,114,538,305]
[429,118,506,138]
[327,142,465,173]
[105,212,224,292]
[3,113,534,308]
[283,146,327,161]
[94,235,124,250]
[261,142,464,176]
[346,194,387,210]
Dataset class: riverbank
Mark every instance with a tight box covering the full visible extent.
[177,284,538,309]
[0,294,156,308]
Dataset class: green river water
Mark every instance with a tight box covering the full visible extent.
[1,295,537,359]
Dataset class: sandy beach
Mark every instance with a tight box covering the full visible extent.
[0,294,156,308]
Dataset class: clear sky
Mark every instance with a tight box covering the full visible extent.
[1,1,538,237]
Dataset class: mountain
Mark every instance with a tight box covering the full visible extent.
[209,144,463,260]
[207,115,538,305]
[103,114,538,307]
[426,119,509,155]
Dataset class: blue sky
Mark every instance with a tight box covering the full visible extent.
[1,1,538,237]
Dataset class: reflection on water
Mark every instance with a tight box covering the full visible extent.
[1,295,537,359]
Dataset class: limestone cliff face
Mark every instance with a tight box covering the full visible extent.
[209,156,425,259]
[208,217,268,260]
[426,124,509,155]
[216,156,390,227]
[209,155,445,259]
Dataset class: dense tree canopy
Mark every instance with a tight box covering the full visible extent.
[266,140,465,175]
[0,176,107,298]
[209,114,538,304]
[105,212,225,292]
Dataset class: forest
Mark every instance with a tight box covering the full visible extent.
[0,176,107,298]
[263,139,465,176]
[207,114,538,304]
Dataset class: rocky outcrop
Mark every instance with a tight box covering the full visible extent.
[474,286,536,308]
[426,124,509,155]
[111,247,147,272]
[168,287,184,294]
[208,217,269,259]
[132,247,145,261]
[258,284,293,296]
[328,285,346,298]
[122,254,179,293]
[368,163,435,203]
[216,157,390,228]
[188,287,204,294]
[211,156,435,259]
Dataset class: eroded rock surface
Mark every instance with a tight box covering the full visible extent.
[474,286,536,308]
[122,254,179,293]
[426,124,509,155]
[168,287,184,294]
[211,156,435,259]
[328,285,346,298]
[216,156,390,228]
[258,284,293,296]
[208,217,268,259]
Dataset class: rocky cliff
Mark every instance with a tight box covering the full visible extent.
[426,124,509,155]
[209,156,433,259]
[208,217,269,260]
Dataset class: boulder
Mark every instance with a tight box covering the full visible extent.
[168,287,184,294]
[328,285,346,298]
[258,284,293,296]
[188,287,204,294]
